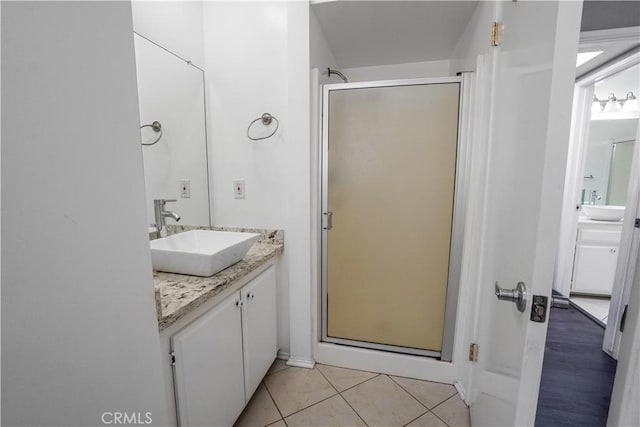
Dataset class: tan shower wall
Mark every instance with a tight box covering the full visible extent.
[326,83,460,351]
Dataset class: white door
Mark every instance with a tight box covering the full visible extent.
[467,1,582,425]
[242,266,278,402]
[171,292,245,427]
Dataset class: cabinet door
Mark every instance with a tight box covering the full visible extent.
[171,292,245,427]
[572,244,619,295]
[242,266,277,401]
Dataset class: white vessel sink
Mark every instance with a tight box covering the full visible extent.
[581,205,625,222]
[150,230,260,277]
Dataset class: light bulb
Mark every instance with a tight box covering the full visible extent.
[602,93,620,113]
[621,92,639,113]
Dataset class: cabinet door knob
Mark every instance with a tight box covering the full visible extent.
[236,300,244,307]
[611,248,617,254]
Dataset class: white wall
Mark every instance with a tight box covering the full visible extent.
[0,3,3,422]
[449,2,492,75]
[203,2,312,363]
[131,0,205,68]
[342,59,452,82]
[310,7,338,73]
[1,2,169,425]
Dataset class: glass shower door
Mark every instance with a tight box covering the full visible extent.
[322,79,461,357]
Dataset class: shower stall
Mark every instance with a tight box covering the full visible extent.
[320,77,466,360]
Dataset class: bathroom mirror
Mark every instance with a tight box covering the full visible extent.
[582,63,639,206]
[582,119,637,205]
[133,33,211,227]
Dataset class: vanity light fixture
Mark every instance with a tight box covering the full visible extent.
[592,95,604,114]
[620,92,639,113]
[603,92,620,113]
[592,91,640,120]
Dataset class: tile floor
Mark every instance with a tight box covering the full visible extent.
[570,296,610,325]
[234,360,470,427]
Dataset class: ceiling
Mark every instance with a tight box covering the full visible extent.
[594,63,640,101]
[576,42,639,80]
[311,1,478,69]
[581,1,640,32]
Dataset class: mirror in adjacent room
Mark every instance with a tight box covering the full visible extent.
[581,64,639,207]
[133,33,211,228]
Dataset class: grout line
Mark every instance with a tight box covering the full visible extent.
[431,411,451,427]
[315,365,340,395]
[335,373,381,394]
[336,392,369,427]
[280,393,339,421]
[266,364,290,377]
[262,380,286,426]
[402,409,433,427]
[388,373,454,387]
[387,375,429,412]
[316,366,374,426]
[429,391,467,426]
[430,393,457,411]
[317,362,380,376]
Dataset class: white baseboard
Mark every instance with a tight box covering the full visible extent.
[454,380,467,403]
[315,342,456,384]
[276,350,290,360]
[286,358,315,369]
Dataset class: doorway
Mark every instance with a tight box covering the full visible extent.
[541,31,640,425]
[321,77,464,360]
[555,50,639,345]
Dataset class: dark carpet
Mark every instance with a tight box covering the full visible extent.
[535,304,617,427]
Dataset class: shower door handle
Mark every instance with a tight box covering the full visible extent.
[323,212,333,230]
[495,281,527,312]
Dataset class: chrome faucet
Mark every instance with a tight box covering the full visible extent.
[153,199,180,237]
[590,190,602,205]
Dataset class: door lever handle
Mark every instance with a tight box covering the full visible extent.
[495,281,527,312]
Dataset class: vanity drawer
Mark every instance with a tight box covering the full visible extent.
[578,228,622,244]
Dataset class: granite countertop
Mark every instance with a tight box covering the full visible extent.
[154,226,284,330]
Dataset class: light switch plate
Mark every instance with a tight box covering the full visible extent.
[180,180,191,198]
[233,180,245,199]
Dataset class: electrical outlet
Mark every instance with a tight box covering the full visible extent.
[233,180,245,199]
[180,179,191,198]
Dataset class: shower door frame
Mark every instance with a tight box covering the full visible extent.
[320,76,467,361]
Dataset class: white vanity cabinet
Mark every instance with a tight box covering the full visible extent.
[171,292,245,426]
[571,219,622,295]
[241,268,277,402]
[166,265,277,426]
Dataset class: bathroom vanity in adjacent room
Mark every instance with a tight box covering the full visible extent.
[571,217,622,296]
[153,226,284,426]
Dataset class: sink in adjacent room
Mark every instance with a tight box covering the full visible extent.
[150,230,260,276]
[581,205,625,221]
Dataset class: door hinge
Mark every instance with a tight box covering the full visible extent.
[634,218,640,228]
[170,351,176,367]
[491,22,500,47]
[469,343,478,362]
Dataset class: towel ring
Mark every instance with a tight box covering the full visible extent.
[247,113,279,141]
[140,121,163,146]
